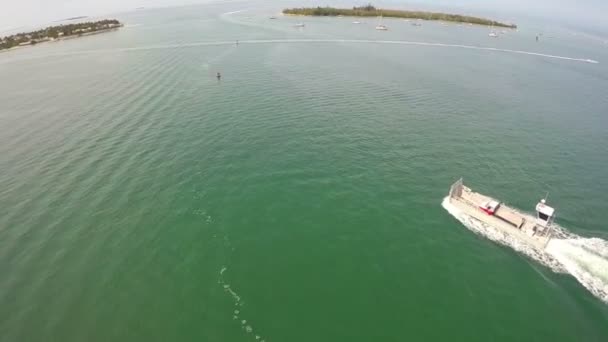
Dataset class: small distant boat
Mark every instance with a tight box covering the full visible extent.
[269,16,277,20]
[488,24,498,37]
[375,15,387,30]
[352,21,361,24]
[294,23,305,28]
[411,22,422,27]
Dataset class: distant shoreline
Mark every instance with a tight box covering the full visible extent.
[0,28,121,54]
[282,6,516,29]
[0,19,123,52]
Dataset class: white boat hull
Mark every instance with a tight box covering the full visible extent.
[447,179,552,251]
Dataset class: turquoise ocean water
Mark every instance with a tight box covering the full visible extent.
[1,1,608,341]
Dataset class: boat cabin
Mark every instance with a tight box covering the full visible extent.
[535,199,555,227]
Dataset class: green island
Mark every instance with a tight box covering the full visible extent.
[0,19,123,51]
[283,4,516,28]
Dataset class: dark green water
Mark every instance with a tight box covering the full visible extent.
[1,2,608,341]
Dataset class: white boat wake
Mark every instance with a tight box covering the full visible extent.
[5,39,598,66]
[545,238,608,302]
[115,39,599,64]
[442,197,608,304]
[221,10,248,16]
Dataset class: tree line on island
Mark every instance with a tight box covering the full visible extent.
[0,19,122,51]
[283,4,516,28]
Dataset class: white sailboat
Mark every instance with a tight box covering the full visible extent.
[488,23,498,37]
[375,15,387,30]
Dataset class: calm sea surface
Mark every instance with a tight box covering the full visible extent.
[1,1,608,341]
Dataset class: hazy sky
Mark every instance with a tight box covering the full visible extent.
[1,0,607,32]
[0,0,209,30]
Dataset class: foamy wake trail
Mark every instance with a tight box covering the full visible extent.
[17,40,597,66]
[546,238,608,303]
[442,197,608,304]
[218,267,267,342]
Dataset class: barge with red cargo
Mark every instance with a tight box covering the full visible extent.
[447,178,556,250]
